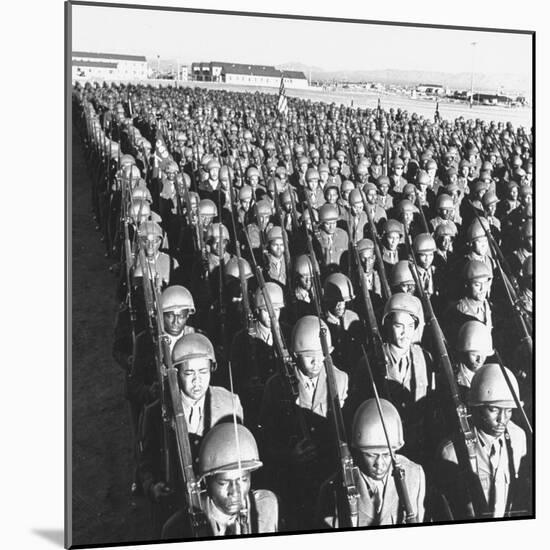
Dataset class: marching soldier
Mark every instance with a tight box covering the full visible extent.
[313,204,349,274]
[139,333,243,535]
[317,398,425,527]
[436,364,527,520]
[162,423,279,538]
[258,315,349,530]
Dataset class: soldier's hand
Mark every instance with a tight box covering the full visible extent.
[150,481,173,502]
[290,438,318,464]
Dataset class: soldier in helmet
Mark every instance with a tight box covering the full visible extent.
[390,157,408,192]
[162,423,278,538]
[134,220,179,291]
[327,158,343,189]
[322,273,362,375]
[362,183,387,229]
[230,282,290,430]
[263,226,287,289]
[317,398,425,527]
[412,233,444,312]
[258,315,349,530]
[433,221,458,275]
[378,293,434,461]
[300,167,325,210]
[430,194,460,233]
[380,219,406,273]
[342,188,369,244]
[435,364,527,520]
[507,220,532,278]
[453,320,494,400]
[139,333,243,536]
[389,260,416,296]
[281,255,311,319]
[447,260,493,346]
[355,238,383,305]
[314,204,349,274]
[377,176,394,211]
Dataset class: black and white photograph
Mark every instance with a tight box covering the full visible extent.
[65,1,535,548]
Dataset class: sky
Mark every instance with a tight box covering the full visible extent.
[71,3,533,76]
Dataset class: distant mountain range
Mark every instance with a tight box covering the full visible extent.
[276,62,531,96]
[146,58,530,96]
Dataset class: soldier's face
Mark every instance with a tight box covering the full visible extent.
[351,201,363,216]
[297,273,312,291]
[322,220,337,234]
[366,189,377,204]
[239,198,251,211]
[438,235,453,252]
[268,238,284,259]
[210,237,227,257]
[325,188,338,204]
[509,187,519,201]
[360,251,375,272]
[163,308,190,336]
[258,214,270,229]
[330,165,339,176]
[178,357,211,401]
[472,236,489,256]
[397,282,416,294]
[468,277,491,301]
[143,235,162,257]
[297,354,324,379]
[439,207,451,220]
[385,232,400,251]
[417,251,434,269]
[474,405,512,438]
[463,350,487,372]
[207,471,251,516]
[389,311,416,349]
[248,175,259,187]
[258,307,280,329]
[360,450,392,481]
[328,300,346,318]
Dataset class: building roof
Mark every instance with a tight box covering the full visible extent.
[418,83,444,88]
[282,70,307,80]
[72,51,147,62]
[72,60,118,69]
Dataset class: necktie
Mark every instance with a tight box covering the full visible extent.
[225,521,237,536]
[488,443,499,512]
[188,405,200,433]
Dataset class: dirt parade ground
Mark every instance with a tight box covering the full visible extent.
[71,125,154,547]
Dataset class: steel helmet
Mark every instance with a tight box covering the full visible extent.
[172,333,216,367]
[165,161,178,174]
[355,163,369,176]
[293,255,313,277]
[266,226,284,242]
[434,221,458,239]
[416,171,430,186]
[383,219,404,236]
[160,285,196,314]
[306,167,320,182]
[402,183,417,197]
[341,180,355,194]
[377,176,391,188]
[206,223,230,243]
[323,272,355,302]
[246,166,260,179]
[131,187,151,202]
[351,398,404,451]
[468,363,520,408]
[413,233,436,254]
[382,292,421,327]
[238,185,253,201]
[318,163,329,174]
[198,199,218,217]
[318,203,339,222]
[397,200,415,214]
[255,199,273,217]
[123,164,141,180]
[349,188,363,206]
[482,191,499,208]
[120,154,136,167]
[466,217,490,241]
[456,320,493,354]
[138,220,163,240]
[199,423,262,478]
[219,165,233,181]
[436,194,454,210]
[224,257,253,280]
[328,159,339,170]
[130,200,151,221]
[357,238,374,256]
[463,260,492,282]
[254,282,285,310]
[390,260,415,287]
[291,315,333,355]
[392,157,404,168]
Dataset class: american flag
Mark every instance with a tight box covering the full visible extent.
[277,76,288,117]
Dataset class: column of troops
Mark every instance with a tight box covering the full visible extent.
[72,81,533,540]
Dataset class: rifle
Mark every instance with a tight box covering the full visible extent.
[358,190,392,302]
[146,252,206,537]
[241,222,310,442]
[414,190,431,235]
[361,345,417,523]
[350,240,390,398]
[402,223,489,518]
[307,235,359,528]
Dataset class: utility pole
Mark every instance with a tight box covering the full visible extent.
[469,41,477,108]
